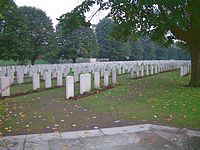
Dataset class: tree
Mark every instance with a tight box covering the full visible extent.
[57,15,99,63]
[18,6,54,65]
[95,18,130,61]
[60,0,200,87]
[0,1,31,64]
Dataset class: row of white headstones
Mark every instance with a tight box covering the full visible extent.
[0,60,191,98]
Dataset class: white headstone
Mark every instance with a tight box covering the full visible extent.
[180,66,184,76]
[146,65,149,76]
[136,67,140,78]
[155,65,158,74]
[141,65,144,77]
[0,77,10,97]
[80,73,91,94]
[104,71,109,87]
[45,71,52,88]
[57,71,63,86]
[33,73,40,90]
[66,76,74,99]
[112,69,117,85]
[9,73,14,85]
[150,65,154,75]
[90,58,96,63]
[52,71,57,79]
[17,70,24,84]
[94,72,100,89]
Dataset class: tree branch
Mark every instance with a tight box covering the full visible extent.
[88,8,101,22]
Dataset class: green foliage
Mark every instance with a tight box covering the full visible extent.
[95,18,130,60]
[0,0,16,19]
[70,0,199,87]
[18,6,55,64]
[56,22,99,62]
[0,4,29,63]
[95,18,190,60]
[62,0,196,43]
[41,31,60,64]
[127,37,190,60]
[108,0,190,42]
[60,0,200,51]
[56,8,99,62]
[0,5,55,65]
[58,12,90,35]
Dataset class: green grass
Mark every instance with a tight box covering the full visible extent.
[0,71,199,136]
[73,72,200,129]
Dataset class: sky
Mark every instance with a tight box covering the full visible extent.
[14,0,108,27]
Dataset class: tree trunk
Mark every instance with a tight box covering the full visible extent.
[72,58,76,63]
[189,49,200,87]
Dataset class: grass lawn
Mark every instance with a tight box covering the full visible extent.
[0,71,200,136]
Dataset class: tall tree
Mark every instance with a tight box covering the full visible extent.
[96,18,130,61]
[0,1,31,64]
[57,13,99,63]
[18,6,54,65]
[57,25,99,63]
[42,31,61,64]
[60,0,200,87]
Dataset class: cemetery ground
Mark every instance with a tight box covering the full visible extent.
[0,71,200,137]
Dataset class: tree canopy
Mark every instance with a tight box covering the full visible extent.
[0,5,55,64]
[0,1,29,63]
[18,6,55,64]
[59,0,200,87]
[95,18,130,61]
[56,26,99,63]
